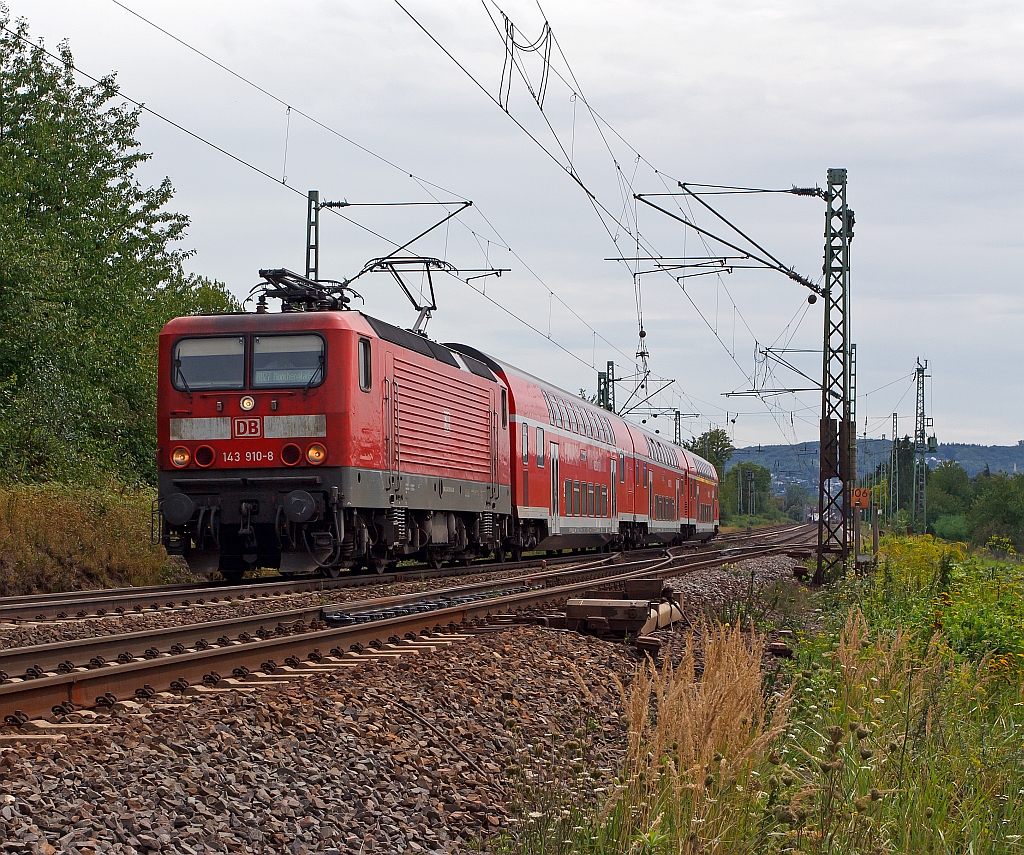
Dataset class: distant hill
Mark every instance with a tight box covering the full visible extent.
[727,440,1024,492]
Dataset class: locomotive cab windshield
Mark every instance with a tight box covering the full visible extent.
[171,333,326,391]
[173,336,245,390]
[252,334,324,388]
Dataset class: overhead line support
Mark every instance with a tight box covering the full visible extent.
[815,168,856,584]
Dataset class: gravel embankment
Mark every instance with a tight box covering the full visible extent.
[0,627,633,854]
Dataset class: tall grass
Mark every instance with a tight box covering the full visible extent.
[496,538,1024,854]
[602,623,792,853]
[0,484,169,594]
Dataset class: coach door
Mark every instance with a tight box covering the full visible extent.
[610,456,617,519]
[549,442,560,534]
[489,407,499,503]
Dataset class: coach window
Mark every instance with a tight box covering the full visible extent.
[643,462,648,488]
[522,422,529,466]
[536,428,545,467]
[565,479,572,515]
[501,389,508,428]
[619,453,626,483]
[543,392,555,426]
[573,481,581,516]
[173,336,245,391]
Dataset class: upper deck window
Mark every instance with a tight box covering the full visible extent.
[173,336,245,391]
[252,334,325,389]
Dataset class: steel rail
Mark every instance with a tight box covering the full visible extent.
[0,528,815,721]
[0,547,631,623]
[0,525,802,623]
[0,525,807,676]
[0,548,680,678]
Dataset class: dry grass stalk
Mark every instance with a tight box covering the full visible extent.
[607,622,791,853]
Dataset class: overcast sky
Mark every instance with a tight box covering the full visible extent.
[10,0,1024,446]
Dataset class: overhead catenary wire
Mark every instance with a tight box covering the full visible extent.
[0,23,412,253]
[104,2,823,443]
[3,20,627,386]
[107,0,647,379]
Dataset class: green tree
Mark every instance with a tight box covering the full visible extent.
[721,462,782,520]
[967,473,1024,550]
[928,460,972,517]
[0,14,237,484]
[683,428,734,481]
[782,483,812,521]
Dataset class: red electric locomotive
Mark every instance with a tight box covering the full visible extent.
[156,269,717,579]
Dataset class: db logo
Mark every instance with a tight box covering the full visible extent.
[233,418,262,438]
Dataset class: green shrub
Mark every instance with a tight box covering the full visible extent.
[932,513,968,542]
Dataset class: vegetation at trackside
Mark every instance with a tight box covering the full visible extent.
[495,535,1024,854]
[0,13,237,486]
[921,461,1024,551]
[0,14,238,587]
[0,484,178,594]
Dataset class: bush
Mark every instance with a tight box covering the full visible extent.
[0,484,170,595]
[932,513,968,542]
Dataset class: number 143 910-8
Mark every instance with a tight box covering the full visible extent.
[222,450,275,463]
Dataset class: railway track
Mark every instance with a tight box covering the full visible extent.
[0,548,629,623]
[0,523,800,623]
[0,524,814,722]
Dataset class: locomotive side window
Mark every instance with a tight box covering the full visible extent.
[536,428,545,467]
[252,334,325,389]
[358,338,372,391]
[173,336,245,391]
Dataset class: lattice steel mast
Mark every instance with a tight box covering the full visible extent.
[815,168,856,583]
[912,358,930,533]
[890,413,899,523]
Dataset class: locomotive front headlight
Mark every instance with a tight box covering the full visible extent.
[240,395,255,411]
[305,442,327,465]
[170,447,191,468]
